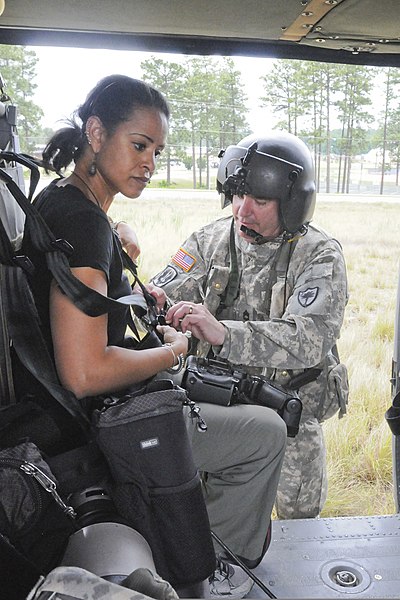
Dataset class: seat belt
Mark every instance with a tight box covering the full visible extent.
[218,219,241,309]
[0,154,90,433]
[0,205,90,432]
[1,263,90,432]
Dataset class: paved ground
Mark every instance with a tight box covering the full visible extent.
[34,175,400,203]
[140,188,400,204]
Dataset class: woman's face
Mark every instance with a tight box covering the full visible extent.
[96,107,169,199]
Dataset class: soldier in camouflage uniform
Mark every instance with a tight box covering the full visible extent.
[152,131,349,522]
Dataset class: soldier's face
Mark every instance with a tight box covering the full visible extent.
[232,194,282,241]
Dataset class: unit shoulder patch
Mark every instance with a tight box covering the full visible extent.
[298,286,319,308]
[152,265,178,287]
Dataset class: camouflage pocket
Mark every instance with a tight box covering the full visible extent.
[319,361,349,421]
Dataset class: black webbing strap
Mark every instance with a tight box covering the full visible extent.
[0,266,16,406]
[2,264,90,432]
[0,154,92,430]
[0,155,142,317]
[0,151,40,202]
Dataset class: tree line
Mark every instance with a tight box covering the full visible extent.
[259,60,400,194]
[1,45,400,194]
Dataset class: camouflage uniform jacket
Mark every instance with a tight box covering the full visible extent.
[154,215,349,422]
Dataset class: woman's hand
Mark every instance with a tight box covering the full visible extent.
[50,268,188,398]
[157,324,189,356]
[166,301,226,347]
[146,283,167,311]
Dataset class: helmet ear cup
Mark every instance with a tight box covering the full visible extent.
[283,183,316,234]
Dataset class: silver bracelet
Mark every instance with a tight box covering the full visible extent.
[163,343,185,373]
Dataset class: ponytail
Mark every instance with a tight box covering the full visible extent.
[42,120,85,174]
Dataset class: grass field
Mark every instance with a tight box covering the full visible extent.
[108,190,400,518]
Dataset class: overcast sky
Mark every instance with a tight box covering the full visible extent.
[30,45,275,133]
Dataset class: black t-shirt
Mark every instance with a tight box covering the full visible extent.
[23,180,131,350]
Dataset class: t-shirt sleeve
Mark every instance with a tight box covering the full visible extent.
[62,209,113,279]
[36,186,114,280]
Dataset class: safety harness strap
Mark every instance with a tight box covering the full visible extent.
[220,219,241,308]
[0,265,15,406]
[0,155,145,318]
[2,263,90,431]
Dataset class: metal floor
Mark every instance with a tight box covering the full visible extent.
[249,514,400,598]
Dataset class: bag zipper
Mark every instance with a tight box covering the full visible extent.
[0,457,43,534]
[20,461,76,519]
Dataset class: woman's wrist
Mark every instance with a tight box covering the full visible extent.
[162,343,178,366]
[162,343,185,373]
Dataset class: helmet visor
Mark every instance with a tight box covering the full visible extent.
[218,143,303,206]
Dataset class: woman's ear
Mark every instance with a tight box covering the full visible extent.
[85,116,105,153]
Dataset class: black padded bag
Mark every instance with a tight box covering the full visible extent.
[94,382,215,586]
[0,442,76,575]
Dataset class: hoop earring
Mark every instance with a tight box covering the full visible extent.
[88,153,97,176]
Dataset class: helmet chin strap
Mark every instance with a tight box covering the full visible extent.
[240,224,278,245]
[240,223,309,244]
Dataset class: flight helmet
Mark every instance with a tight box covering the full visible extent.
[217,131,316,234]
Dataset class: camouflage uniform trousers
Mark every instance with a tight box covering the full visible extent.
[275,416,327,520]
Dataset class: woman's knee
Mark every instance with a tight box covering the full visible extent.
[255,405,287,442]
[243,406,287,460]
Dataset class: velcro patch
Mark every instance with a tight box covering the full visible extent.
[152,265,178,287]
[172,247,196,272]
[298,287,319,308]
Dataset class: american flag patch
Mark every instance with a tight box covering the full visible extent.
[172,247,196,272]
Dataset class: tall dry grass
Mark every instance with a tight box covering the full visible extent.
[110,192,399,518]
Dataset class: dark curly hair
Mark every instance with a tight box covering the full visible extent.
[42,75,170,173]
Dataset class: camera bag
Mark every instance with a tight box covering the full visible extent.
[94,380,216,587]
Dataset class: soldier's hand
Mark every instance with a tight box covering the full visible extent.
[166,301,226,346]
